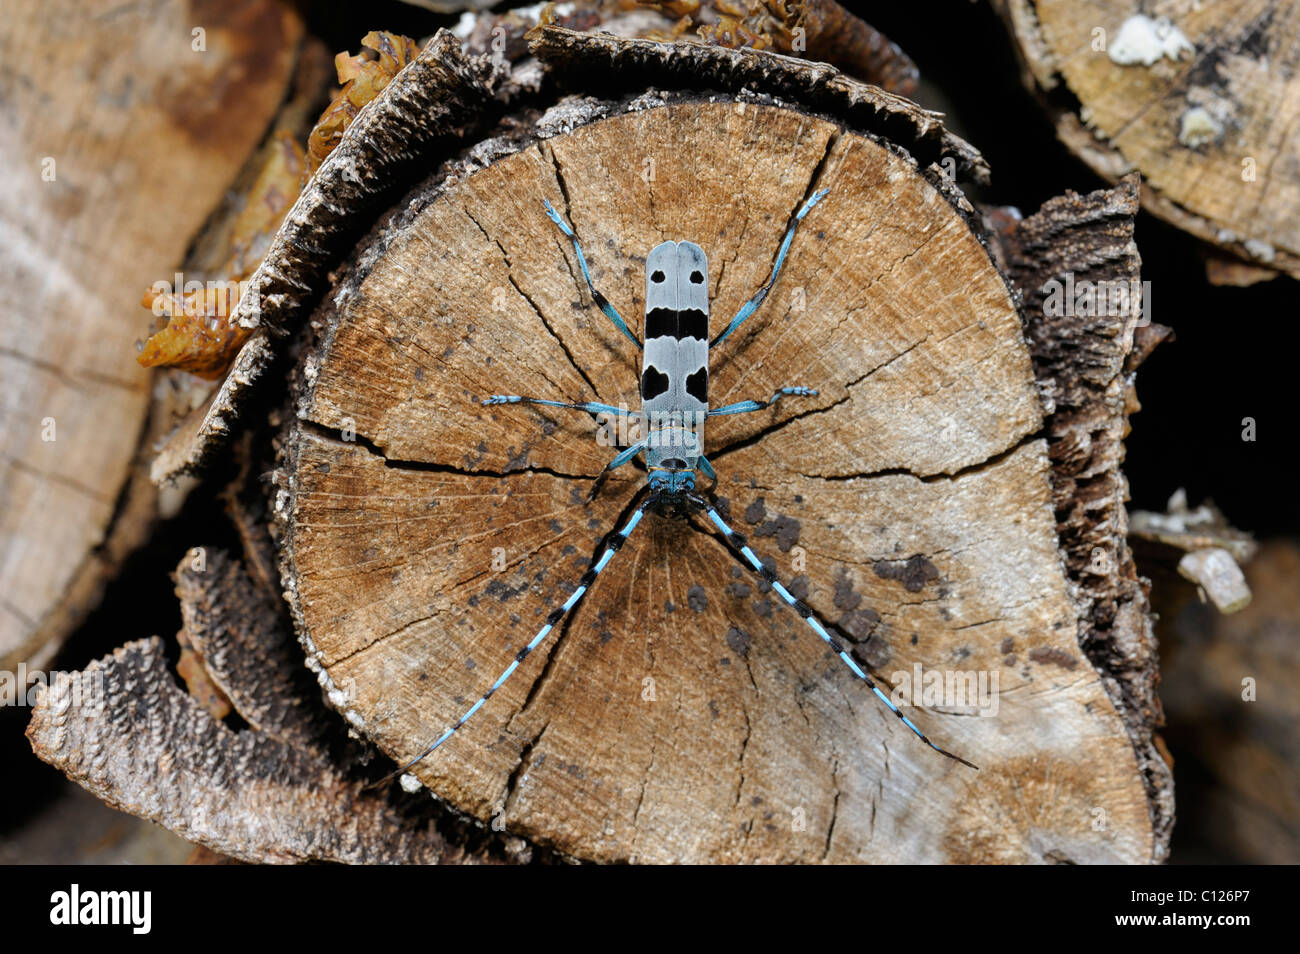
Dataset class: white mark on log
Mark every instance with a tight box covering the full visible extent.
[1178,107,1223,148]
[1108,16,1194,67]
[1178,548,1251,614]
[1243,238,1276,263]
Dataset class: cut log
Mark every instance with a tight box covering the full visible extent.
[0,0,303,674]
[993,0,1300,282]
[266,33,1164,863]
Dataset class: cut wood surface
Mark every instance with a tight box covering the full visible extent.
[278,97,1158,862]
[0,0,303,673]
[995,0,1300,281]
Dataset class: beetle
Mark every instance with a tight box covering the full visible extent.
[378,190,975,788]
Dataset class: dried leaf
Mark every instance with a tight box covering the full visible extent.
[138,132,304,379]
[306,31,421,177]
[138,281,251,380]
[136,31,418,380]
[635,0,918,93]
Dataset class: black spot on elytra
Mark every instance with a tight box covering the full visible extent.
[788,576,809,601]
[645,307,675,339]
[686,366,708,402]
[686,585,708,612]
[744,498,767,525]
[726,582,751,599]
[752,600,772,618]
[641,365,669,400]
[690,270,704,284]
[678,308,707,340]
[651,269,666,283]
[873,554,940,592]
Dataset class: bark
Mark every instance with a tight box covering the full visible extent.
[991,175,1176,860]
[26,547,507,864]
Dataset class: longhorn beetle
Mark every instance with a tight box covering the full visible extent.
[380,189,976,789]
